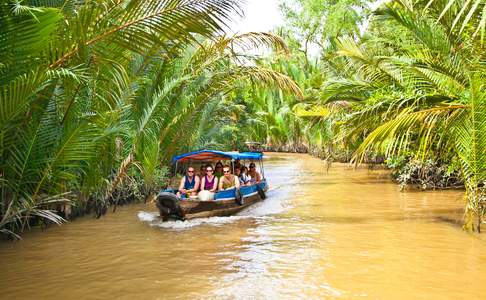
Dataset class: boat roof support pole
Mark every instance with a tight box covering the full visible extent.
[260,159,265,179]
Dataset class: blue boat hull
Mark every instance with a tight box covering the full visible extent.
[156,180,268,220]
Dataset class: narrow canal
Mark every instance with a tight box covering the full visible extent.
[1,153,485,299]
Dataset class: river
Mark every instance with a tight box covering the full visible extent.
[1,153,485,299]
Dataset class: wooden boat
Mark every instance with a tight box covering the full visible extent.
[156,150,268,221]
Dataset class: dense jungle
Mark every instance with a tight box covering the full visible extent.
[0,0,484,239]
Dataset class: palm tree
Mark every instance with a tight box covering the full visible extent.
[126,33,302,200]
[1,0,243,237]
[319,0,485,230]
[0,0,304,237]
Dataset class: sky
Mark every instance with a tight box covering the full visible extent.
[230,0,284,34]
[229,0,388,57]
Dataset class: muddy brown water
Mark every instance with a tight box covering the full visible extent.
[1,153,485,299]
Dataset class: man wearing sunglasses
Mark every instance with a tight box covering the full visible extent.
[177,166,200,198]
[218,165,240,191]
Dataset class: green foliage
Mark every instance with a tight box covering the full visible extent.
[226,0,485,231]
[2,0,484,237]
[336,0,485,230]
[0,0,303,238]
[278,0,368,56]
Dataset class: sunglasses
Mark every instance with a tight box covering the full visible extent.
[223,170,230,173]
[187,170,194,173]
[206,169,213,172]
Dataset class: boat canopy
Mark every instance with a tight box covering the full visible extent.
[172,149,263,163]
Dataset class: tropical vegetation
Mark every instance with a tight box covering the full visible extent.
[0,0,301,238]
[1,0,484,237]
[214,0,485,231]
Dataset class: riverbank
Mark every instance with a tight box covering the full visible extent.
[1,150,467,241]
[263,147,465,190]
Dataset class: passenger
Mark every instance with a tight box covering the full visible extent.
[198,165,206,179]
[233,159,242,170]
[242,165,249,175]
[200,165,218,192]
[218,165,240,190]
[176,167,200,198]
[248,162,262,184]
[242,166,252,185]
[235,167,251,186]
[214,161,224,178]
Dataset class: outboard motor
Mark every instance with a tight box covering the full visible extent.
[156,192,183,221]
[235,189,244,205]
[256,184,266,200]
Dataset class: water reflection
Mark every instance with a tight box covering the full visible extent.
[209,218,334,300]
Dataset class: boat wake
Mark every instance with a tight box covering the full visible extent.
[238,188,291,217]
[137,211,250,229]
[137,211,159,222]
[138,185,292,230]
[138,193,289,229]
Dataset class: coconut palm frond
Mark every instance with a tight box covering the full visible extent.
[230,66,303,99]
[0,4,62,81]
[227,32,290,55]
[378,3,454,54]
[48,0,243,68]
[425,0,486,38]
[453,75,486,230]
[352,104,466,163]
[321,80,373,103]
